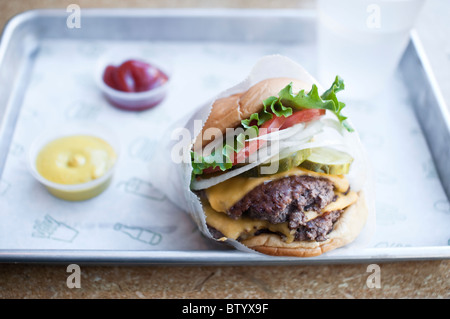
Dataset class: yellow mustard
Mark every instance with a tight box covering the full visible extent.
[35,135,117,201]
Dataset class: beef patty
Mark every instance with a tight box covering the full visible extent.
[226,175,336,229]
[207,209,343,242]
[294,210,342,241]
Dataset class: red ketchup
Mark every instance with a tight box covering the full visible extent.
[102,59,169,111]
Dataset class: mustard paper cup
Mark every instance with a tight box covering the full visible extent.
[28,124,120,201]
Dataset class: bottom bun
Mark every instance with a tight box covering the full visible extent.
[240,191,368,257]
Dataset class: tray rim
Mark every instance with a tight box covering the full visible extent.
[0,8,449,265]
[0,246,449,265]
[0,7,318,43]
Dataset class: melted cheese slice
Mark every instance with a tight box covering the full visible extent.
[204,191,358,243]
[304,191,358,221]
[204,203,297,243]
[206,167,350,214]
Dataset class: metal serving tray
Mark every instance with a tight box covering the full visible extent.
[0,9,449,265]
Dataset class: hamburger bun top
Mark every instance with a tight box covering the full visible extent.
[194,77,312,149]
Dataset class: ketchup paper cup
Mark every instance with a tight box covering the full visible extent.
[96,53,171,111]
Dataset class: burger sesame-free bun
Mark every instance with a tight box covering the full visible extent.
[195,77,311,148]
[195,93,243,149]
[240,191,368,257]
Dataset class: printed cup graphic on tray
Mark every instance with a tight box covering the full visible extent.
[0,180,10,196]
[65,100,102,120]
[117,177,166,201]
[32,215,79,243]
[114,223,162,245]
[9,143,24,157]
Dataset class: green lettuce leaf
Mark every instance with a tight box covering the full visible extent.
[191,132,246,176]
[240,95,293,134]
[191,146,234,176]
[244,76,353,132]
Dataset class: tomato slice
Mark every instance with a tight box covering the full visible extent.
[260,115,285,131]
[280,109,325,130]
[201,166,221,175]
[233,139,265,165]
[200,109,326,174]
[201,139,265,174]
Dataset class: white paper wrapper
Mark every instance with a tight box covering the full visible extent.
[149,55,376,256]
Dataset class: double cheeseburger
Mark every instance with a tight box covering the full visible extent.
[190,77,368,257]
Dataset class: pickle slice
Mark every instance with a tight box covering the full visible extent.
[240,149,312,177]
[300,147,353,175]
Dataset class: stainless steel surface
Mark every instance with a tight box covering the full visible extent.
[0,9,448,264]
[1,246,449,265]
[399,31,450,201]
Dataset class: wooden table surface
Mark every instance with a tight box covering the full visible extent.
[0,0,448,299]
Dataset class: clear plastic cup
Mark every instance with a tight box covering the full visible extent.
[95,52,171,111]
[28,123,120,201]
[316,0,425,100]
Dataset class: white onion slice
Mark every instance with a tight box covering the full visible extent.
[191,116,365,191]
[278,139,345,151]
[245,122,305,142]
